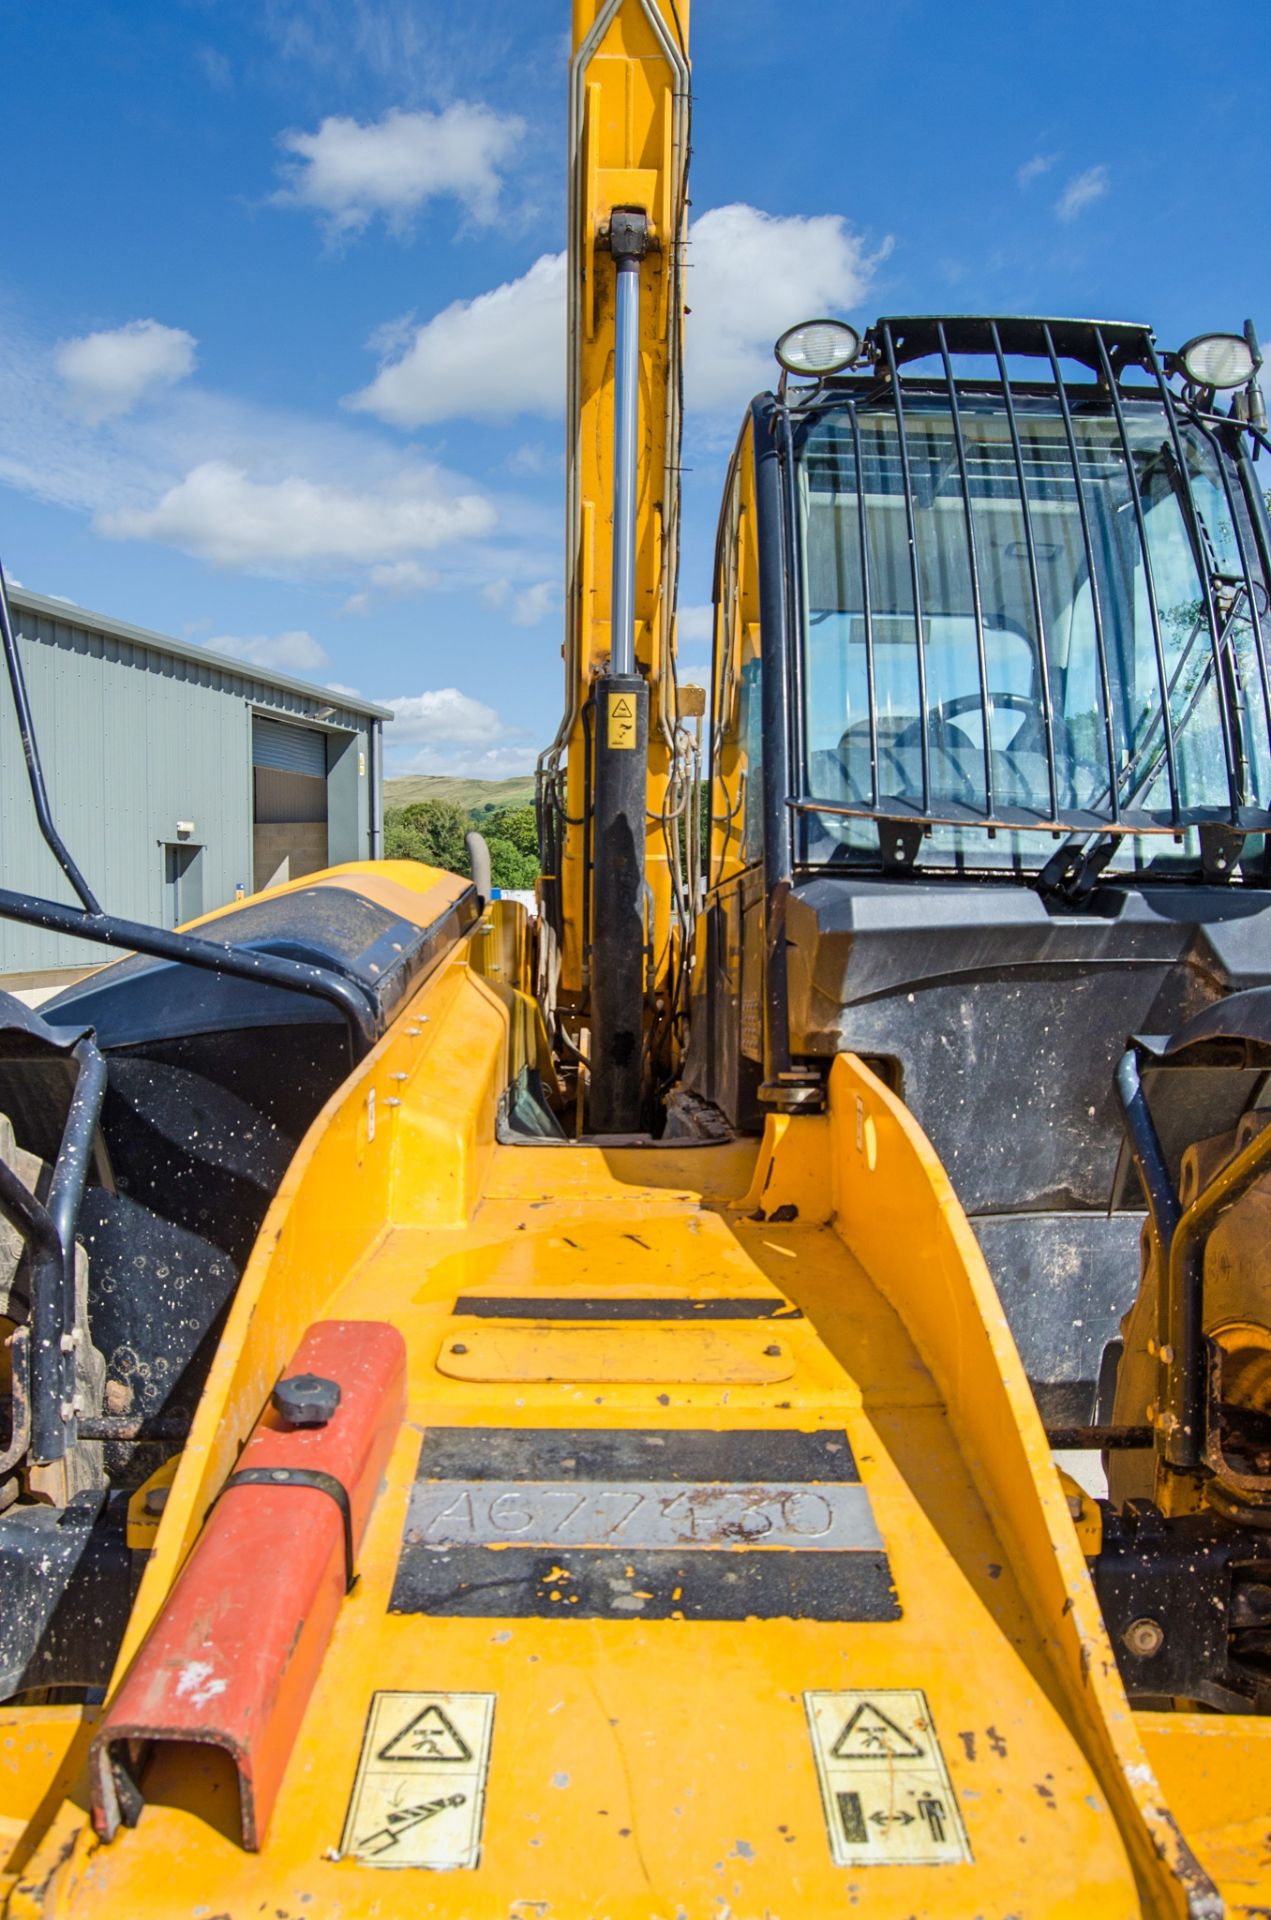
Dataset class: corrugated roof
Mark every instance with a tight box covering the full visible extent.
[8,585,394,723]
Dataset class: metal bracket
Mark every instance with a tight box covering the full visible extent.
[220,1465,356,1591]
[1198,822,1246,882]
[604,206,650,259]
[877,819,926,873]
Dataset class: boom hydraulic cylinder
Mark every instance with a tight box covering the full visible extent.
[590,209,650,1133]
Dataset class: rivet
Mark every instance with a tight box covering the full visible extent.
[763,1343,782,1357]
[451,1343,469,1355]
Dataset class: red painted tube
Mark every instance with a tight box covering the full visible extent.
[90,1319,406,1849]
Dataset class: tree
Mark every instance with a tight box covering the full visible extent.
[485,836,539,891]
[479,804,538,862]
[384,800,470,875]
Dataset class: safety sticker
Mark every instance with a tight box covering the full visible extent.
[804,1689,971,1868]
[607,691,637,749]
[340,1691,494,1870]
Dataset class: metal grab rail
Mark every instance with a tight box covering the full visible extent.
[0,889,379,1058]
[0,1155,66,1463]
[0,561,100,915]
[0,1028,109,1464]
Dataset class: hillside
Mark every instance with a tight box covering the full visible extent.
[385,773,537,815]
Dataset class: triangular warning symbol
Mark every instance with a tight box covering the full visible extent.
[611,695,634,719]
[830,1702,922,1762]
[378,1704,473,1764]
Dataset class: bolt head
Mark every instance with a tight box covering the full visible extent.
[1123,1615,1166,1659]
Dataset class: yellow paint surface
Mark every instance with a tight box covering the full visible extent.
[4,908,1219,1919]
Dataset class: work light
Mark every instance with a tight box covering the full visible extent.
[775,319,861,377]
[1177,332,1258,390]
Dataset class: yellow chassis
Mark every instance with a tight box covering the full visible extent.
[3,889,1267,1917]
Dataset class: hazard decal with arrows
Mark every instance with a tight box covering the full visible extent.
[340,1691,495,1870]
[805,1689,972,1868]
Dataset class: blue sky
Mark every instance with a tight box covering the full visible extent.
[2,0,1269,776]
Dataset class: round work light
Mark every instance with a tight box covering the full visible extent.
[1177,332,1257,390]
[774,319,861,378]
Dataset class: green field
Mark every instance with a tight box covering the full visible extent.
[385,773,536,815]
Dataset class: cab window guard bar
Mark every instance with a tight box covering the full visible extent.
[790,315,1271,865]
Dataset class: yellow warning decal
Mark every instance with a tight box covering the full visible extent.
[805,1689,971,1868]
[340,1691,495,1870]
[607,690,637,749]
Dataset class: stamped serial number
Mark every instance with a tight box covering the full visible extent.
[403,1479,881,1551]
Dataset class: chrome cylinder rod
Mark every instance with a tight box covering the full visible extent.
[608,210,647,676]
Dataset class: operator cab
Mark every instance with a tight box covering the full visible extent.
[693,313,1271,1421]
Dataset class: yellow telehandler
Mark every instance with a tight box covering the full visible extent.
[1,3,1269,1913]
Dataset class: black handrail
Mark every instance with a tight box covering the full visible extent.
[46,1037,109,1443]
[0,561,101,915]
[0,888,379,1057]
[0,1155,66,1462]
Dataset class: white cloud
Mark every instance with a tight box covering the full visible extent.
[505,442,549,476]
[388,740,540,778]
[97,459,495,572]
[55,319,197,423]
[198,46,232,90]
[511,580,554,627]
[1056,166,1109,223]
[351,250,565,425]
[275,104,524,238]
[210,628,329,672]
[1016,154,1057,190]
[686,204,885,410]
[352,202,886,427]
[370,558,438,594]
[677,603,714,644]
[385,686,509,746]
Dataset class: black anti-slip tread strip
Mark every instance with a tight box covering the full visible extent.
[415,1427,860,1485]
[453,1295,803,1321]
[388,1544,900,1622]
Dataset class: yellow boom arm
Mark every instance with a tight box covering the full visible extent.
[540,0,692,1026]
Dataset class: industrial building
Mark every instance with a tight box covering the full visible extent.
[0,585,389,983]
